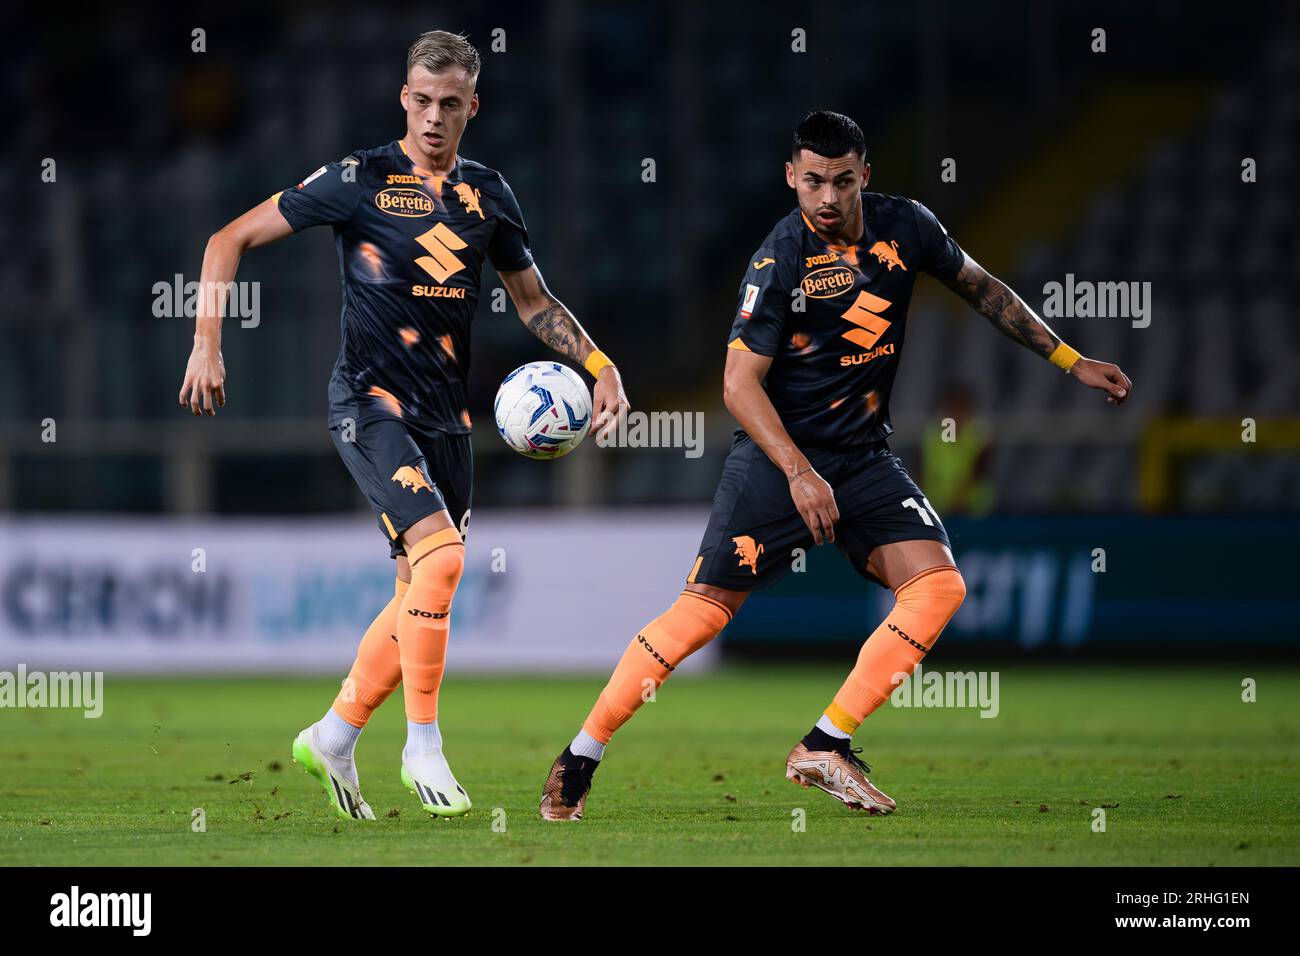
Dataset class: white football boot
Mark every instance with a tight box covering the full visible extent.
[291,725,376,821]
[401,748,472,818]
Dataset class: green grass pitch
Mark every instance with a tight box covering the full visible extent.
[2,665,1298,866]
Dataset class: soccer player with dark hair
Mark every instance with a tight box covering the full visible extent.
[539,110,1131,819]
[178,31,629,820]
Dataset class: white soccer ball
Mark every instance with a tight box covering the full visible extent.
[493,361,592,459]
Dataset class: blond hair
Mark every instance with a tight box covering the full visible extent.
[406,31,480,81]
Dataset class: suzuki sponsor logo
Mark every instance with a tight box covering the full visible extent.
[839,342,894,367]
[838,290,893,354]
[411,285,467,298]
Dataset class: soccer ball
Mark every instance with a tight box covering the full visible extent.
[493,361,592,459]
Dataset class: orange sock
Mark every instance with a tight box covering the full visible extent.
[582,590,733,743]
[331,578,408,727]
[397,528,464,724]
[823,566,966,734]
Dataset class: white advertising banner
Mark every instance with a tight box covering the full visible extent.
[0,510,716,674]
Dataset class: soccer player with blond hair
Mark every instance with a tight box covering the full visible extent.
[179,31,628,819]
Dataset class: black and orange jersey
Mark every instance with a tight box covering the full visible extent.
[274,140,533,433]
[726,193,965,448]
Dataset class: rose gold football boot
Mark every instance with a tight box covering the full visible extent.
[785,741,897,814]
[539,747,600,821]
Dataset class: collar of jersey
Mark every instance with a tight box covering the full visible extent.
[395,138,463,183]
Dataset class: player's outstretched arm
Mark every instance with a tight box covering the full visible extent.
[940,252,1133,406]
[178,199,295,416]
[723,348,839,545]
[499,264,630,440]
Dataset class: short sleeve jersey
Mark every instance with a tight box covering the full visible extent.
[275,140,533,432]
[726,193,964,447]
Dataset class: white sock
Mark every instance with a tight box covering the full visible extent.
[569,729,606,761]
[816,714,852,740]
[317,709,363,759]
[405,719,443,758]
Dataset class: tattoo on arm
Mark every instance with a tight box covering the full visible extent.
[525,295,590,364]
[942,255,1060,359]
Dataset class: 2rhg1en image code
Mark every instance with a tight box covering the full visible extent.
[1115,892,1250,907]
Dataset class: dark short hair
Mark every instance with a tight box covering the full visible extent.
[792,111,865,161]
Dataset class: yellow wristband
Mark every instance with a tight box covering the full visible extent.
[584,349,614,378]
[1048,342,1081,372]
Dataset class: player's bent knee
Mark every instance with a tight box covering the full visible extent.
[644,589,734,665]
[407,527,465,596]
[894,566,966,647]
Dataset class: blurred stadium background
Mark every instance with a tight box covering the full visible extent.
[1,0,1297,673]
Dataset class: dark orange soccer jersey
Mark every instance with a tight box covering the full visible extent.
[275,141,533,433]
[727,194,964,448]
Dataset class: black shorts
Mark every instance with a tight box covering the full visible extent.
[330,418,472,558]
[688,432,950,591]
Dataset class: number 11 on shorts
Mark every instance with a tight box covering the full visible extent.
[902,496,942,527]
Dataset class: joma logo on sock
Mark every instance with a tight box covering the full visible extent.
[887,622,928,654]
[408,608,448,619]
[49,886,151,936]
[637,634,675,671]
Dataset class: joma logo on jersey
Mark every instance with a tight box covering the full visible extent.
[375,188,434,217]
[386,174,423,185]
[411,285,467,298]
[801,266,855,299]
[732,535,764,574]
[805,252,839,268]
[838,290,894,362]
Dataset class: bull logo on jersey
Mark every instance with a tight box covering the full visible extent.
[453,182,484,219]
[732,535,764,574]
[391,465,433,493]
[869,239,907,271]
